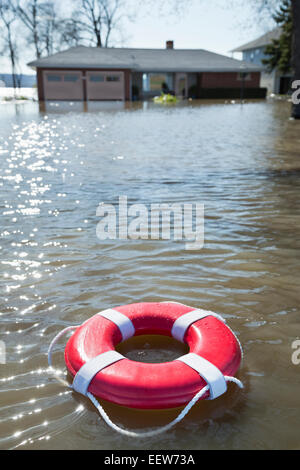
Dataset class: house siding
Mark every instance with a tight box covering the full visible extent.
[242,47,268,66]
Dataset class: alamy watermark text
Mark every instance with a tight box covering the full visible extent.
[291,80,300,105]
[96,196,204,250]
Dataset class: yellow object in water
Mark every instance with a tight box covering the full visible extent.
[153,93,178,104]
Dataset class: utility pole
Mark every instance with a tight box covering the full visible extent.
[291,0,300,118]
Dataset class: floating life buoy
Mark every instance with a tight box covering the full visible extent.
[63,302,242,410]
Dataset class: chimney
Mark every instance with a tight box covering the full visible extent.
[166,40,174,50]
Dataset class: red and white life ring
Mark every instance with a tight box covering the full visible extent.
[64,302,242,409]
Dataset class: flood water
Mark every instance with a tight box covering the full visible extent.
[0,99,300,450]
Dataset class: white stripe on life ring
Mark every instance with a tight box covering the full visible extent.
[171,308,225,343]
[72,350,125,396]
[176,353,227,400]
[97,308,135,341]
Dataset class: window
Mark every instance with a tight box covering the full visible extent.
[143,73,149,91]
[90,75,105,82]
[64,74,79,82]
[237,72,252,81]
[106,75,120,82]
[47,75,62,82]
[142,73,173,92]
[149,74,167,91]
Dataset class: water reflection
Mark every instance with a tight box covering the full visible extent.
[39,100,129,114]
[0,99,300,450]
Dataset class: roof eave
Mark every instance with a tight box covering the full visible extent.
[28,63,262,73]
[231,45,268,53]
[133,67,262,73]
[27,61,132,70]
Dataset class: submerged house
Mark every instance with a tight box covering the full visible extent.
[231,28,292,95]
[28,41,266,102]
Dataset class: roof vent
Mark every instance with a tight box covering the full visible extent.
[166,40,174,50]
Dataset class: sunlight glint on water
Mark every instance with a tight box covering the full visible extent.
[0,99,300,450]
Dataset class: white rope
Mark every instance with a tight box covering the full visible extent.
[47,325,80,387]
[47,325,244,438]
[87,376,243,438]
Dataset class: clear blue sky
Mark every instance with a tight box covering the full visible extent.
[0,1,275,75]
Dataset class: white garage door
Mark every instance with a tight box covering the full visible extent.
[43,71,84,100]
[86,71,124,101]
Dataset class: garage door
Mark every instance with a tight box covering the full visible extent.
[86,71,124,101]
[43,71,84,100]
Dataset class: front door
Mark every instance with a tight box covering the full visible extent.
[176,73,187,97]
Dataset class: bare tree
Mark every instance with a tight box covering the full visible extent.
[71,0,131,48]
[0,0,21,94]
[82,0,104,47]
[102,0,124,46]
[39,1,59,56]
[16,0,61,58]
[57,17,83,48]
[16,0,42,58]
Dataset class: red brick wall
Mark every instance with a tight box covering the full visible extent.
[201,72,260,88]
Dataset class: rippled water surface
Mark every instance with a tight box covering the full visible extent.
[0,99,300,450]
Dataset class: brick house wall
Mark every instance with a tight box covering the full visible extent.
[200,72,261,88]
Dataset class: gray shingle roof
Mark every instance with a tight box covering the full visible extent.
[28,46,262,72]
[231,27,282,53]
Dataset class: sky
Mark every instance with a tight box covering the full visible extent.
[0,1,276,75]
[125,1,274,53]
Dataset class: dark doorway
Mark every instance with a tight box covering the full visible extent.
[279,76,293,95]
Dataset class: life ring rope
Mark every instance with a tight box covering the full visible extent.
[47,318,244,438]
[86,376,243,438]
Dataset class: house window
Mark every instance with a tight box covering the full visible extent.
[47,75,62,82]
[237,72,252,81]
[90,75,105,82]
[142,73,173,92]
[149,74,167,91]
[64,74,79,82]
[106,75,120,82]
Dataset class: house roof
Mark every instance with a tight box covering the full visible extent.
[28,46,262,73]
[231,27,282,53]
